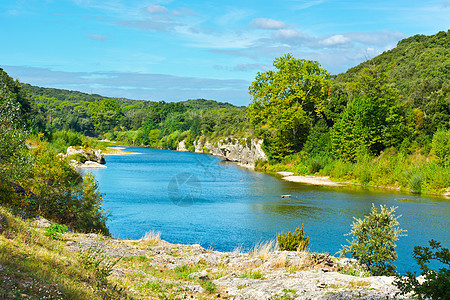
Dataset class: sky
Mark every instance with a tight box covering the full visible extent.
[1,1,449,106]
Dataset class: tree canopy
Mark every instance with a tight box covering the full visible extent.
[246,54,330,159]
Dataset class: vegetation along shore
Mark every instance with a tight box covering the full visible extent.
[0,30,449,298]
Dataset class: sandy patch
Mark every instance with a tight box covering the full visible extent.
[103,146,142,155]
[281,175,344,187]
[277,171,294,176]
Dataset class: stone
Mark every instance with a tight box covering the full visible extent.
[33,217,51,228]
[177,138,267,168]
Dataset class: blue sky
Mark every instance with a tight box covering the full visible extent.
[1,0,449,105]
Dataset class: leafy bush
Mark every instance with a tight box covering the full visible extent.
[45,223,68,240]
[395,240,450,300]
[308,156,326,174]
[431,130,450,167]
[339,204,406,276]
[278,225,310,251]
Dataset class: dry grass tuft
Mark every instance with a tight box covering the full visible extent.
[274,252,288,268]
[140,229,161,246]
[250,240,278,260]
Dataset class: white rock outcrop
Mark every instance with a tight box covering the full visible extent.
[63,146,107,169]
[177,137,267,168]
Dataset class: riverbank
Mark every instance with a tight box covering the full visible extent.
[3,204,416,299]
[65,232,412,299]
[103,146,143,155]
[257,151,450,197]
[277,172,345,187]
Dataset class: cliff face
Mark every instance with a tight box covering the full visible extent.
[177,138,267,168]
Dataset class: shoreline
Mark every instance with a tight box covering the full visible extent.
[102,144,449,198]
[61,230,412,299]
[277,172,345,187]
[103,146,143,156]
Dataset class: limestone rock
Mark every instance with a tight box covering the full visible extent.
[33,217,51,228]
[177,137,268,168]
[64,146,106,168]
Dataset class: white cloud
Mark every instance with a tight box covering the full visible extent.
[319,34,351,46]
[147,4,169,14]
[275,29,307,39]
[251,18,286,29]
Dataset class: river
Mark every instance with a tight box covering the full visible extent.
[88,147,449,274]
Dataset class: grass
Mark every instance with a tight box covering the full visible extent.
[140,229,161,246]
[0,206,128,299]
[250,240,278,260]
[257,149,450,196]
[238,269,265,279]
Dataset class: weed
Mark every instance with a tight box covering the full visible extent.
[45,223,68,240]
[200,280,217,294]
[239,269,265,279]
[78,244,122,284]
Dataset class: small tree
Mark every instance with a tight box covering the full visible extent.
[395,240,450,300]
[339,204,406,276]
[278,224,310,251]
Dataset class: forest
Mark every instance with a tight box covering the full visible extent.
[0,30,449,235]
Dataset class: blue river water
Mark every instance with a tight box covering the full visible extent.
[88,147,449,274]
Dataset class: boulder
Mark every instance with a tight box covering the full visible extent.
[65,146,106,167]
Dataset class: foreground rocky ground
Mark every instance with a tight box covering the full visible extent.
[62,230,412,299]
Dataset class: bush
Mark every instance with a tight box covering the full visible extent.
[395,240,450,300]
[431,130,450,167]
[339,204,406,276]
[79,244,122,284]
[45,223,68,240]
[278,224,310,251]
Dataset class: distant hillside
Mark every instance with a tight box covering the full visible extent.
[335,30,449,134]
[22,83,107,103]
[181,98,240,110]
[22,83,239,110]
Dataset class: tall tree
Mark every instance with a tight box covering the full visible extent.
[246,54,330,160]
[331,66,405,161]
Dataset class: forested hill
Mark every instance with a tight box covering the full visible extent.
[335,30,449,135]
[22,83,241,110]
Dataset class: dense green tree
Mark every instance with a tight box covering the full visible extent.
[88,98,122,133]
[331,66,405,161]
[247,54,331,160]
[0,70,31,184]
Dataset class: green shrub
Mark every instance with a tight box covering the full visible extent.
[78,244,122,284]
[339,204,406,276]
[395,240,450,300]
[295,163,308,175]
[431,130,450,167]
[200,280,217,294]
[278,225,310,251]
[45,223,68,240]
[409,173,423,194]
[309,157,325,174]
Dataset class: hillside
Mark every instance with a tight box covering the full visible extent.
[335,30,450,135]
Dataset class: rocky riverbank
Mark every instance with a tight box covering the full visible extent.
[177,138,267,168]
[61,146,107,169]
[60,230,411,299]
